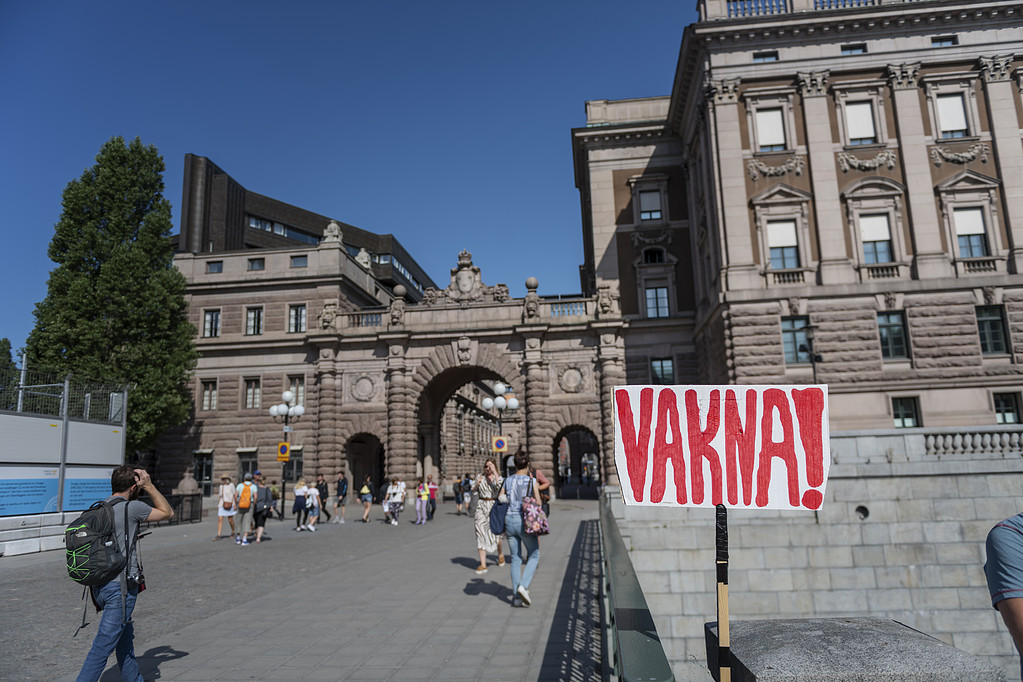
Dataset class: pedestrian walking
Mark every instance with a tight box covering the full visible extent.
[415,477,429,524]
[293,478,309,531]
[215,474,237,541]
[461,473,473,515]
[315,473,331,523]
[473,458,506,574]
[253,472,272,543]
[306,479,322,531]
[504,449,542,607]
[359,475,373,523]
[454,476,465,516]
[332,472,348,524]
[235,473,257,545]
[426,474,438,520]
[385,477,404,526]
[75,466,173,682]
[532,466,552,517]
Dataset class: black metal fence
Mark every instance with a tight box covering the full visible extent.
[140,492,203,526]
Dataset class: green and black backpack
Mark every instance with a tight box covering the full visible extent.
[65,498,130,587]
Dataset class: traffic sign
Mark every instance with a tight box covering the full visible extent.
[277,442,290,462]
[491,436,508,452]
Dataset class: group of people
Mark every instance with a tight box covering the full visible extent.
[215,470,276,544]
[355,474,440,524]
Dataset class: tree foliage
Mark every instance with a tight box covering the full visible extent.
[27,137,197,453]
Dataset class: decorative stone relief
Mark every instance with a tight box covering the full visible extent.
[747,156,805,181]
[322,220,342,243]
[355,248,372,269]
[984,286,998,306]
[389,298,405,327]
[631,230,673,248]
[706,77,741,104]
[526,337,540,350]
[838,150,898,172]
[597,285,616,318]
[454,336,476,365]
[351,375,376,402]
[980,55,1014,83]
[320,348,333,360]
[524,290,540,320]
[601,333,616,346]
[797,70,829,98]
[787,297,802,316]
[420,251,509,307]
[319,302,338,329]
[887,62,921,90]
[884,292,897,310]
[930,143,989,167]
[556,365,587,394]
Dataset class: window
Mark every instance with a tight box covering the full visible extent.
[841,44,867,55]
[977,306,1007,355]
[995,393,1021,424]
[892,397,921,428]
[639,191,662,221]
[202,310,220,338]
[288,304,307,333]
[206,261,223,274]
[643,248,665,264]
[244,378,261,409]
[200,380,218,411]
[877,312,908,359]
[245,307,263,336]
[645,287,669,318]
[248,258,265,271]
[932,35,958,47]
[936,93,969,139]
[753,51,778,63]
[289,375,306,406]
[767,220,800,269]
[845,101,877,146]
[860,214,893,264]
[651,358,674,385]
[954,208,989,258]
[238,451,258,479]
[781,317,810,364]
[291,255,308,268]
[755,108,786,152]
[283,447,304,483]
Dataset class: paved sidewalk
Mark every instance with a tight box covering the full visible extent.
[50,498,603,681]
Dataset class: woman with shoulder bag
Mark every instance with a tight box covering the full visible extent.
[504,449,543,607]
[216,474,237,540]
[472,458,506,574]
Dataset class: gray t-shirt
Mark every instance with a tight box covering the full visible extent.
[106,496,152,576]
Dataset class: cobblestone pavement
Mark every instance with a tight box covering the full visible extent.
[0,498,603,681]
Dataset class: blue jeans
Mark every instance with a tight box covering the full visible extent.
[505,511,539,594]
[77,580,142,682]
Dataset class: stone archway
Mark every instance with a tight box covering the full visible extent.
[346,432,384,495]
[552,425,600,499]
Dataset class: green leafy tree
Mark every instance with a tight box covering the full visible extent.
[26,137,197,454]
[0,338,17,409]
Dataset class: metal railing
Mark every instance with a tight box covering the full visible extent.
[140,492,203,526]
[599,489,675,682]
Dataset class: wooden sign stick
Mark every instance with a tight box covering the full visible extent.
[716,503,731,682]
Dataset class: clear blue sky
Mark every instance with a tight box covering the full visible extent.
[0,1,696,356]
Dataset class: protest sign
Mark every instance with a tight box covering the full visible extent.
[613,385,829,510]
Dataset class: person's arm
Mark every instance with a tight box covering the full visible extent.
[997,598,1023,657]
[535,469,550,491]
[136,469,174,522]
[532,477,542,504]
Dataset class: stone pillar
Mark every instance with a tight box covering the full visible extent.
[597,330,626,486]
[384,337,416,481]
[707,77,761,290]
[313,347,340,477]
[798,70,855,284]
[521,331,555,479]
[980,55,1023,273]
[887,62,952,278]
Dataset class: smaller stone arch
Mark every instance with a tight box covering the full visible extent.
[551,423,601,500]
[346,432,385,497]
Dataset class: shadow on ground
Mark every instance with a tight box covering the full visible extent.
[99,645,188,681]
[539,519,604,681]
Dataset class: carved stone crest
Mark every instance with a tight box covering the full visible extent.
[797,71,829,98]
[419,251,509,307]
[748,156,805,181]
[838,150,898,172]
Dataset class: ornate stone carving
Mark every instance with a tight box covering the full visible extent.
[984,286,997,305]
[524,290,540,320]
[351,375,376,402]
[597,285,616,317]
[557,366,585,393]
[631,230,673,247]
[319,302,337,329]
[887,62,921,90]
[526,337,540,350]
[388,298,405,327]
[320,348,333,360]
[419,251,510,307]
[455,336,474,365]
[355,248,372,269]
[601,333,616,346]
[930,143,990,167]
[706,77,741,104]
[838,150,898,172]
[884,292,897,310]
[787,297,802,315]
[747,156,805,181]
[797,70,829,98]
[322,220,342,243]
[980,55,1014,83]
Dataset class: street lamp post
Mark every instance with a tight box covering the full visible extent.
[481,382,521,474]
[269,390,304,520]
[798,326,823,384]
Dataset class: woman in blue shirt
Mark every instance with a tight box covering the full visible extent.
[504,449,542,607]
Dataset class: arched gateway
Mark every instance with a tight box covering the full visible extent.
[307,251,624,491]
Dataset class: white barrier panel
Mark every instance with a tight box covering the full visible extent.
[613,385,830,511]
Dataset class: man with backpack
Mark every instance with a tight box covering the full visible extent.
[235,472,257,545]
[75,465,173,682]
[252,471,273,544]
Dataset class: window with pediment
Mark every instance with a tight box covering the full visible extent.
[632,234,678,319]
[936,170,1004,275]
[841,177,909,281]
[751,184,812,286]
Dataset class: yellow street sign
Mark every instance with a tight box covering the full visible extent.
[277,442,290,462]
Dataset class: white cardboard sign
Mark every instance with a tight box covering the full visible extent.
[613,385,830,510]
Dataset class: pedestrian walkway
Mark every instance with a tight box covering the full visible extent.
[58,498,603,681]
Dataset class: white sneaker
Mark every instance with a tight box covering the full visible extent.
[516,585,531,606]
[308,525,316,532]
[339,518,345,524]
[391,519,398,526]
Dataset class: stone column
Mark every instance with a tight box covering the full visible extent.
[597,330,626,486]
[980,55,1023,273]
[384,338,416,481]
[313,347,340,477]
[707,77,761,290]
[798,70,855,284]
[521,331,555,480]
[887,62,952,278]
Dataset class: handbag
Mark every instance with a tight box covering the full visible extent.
[489,480,508,535]
[222,501,232,511]
[523,496,550,535]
